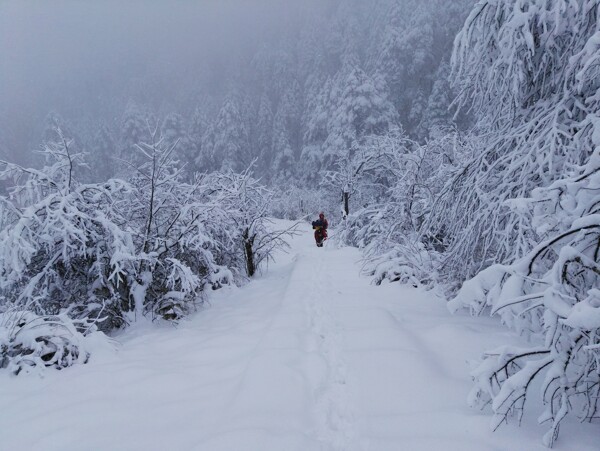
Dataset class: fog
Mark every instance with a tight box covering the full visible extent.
[0,0,470,181]
[0,0,320,159]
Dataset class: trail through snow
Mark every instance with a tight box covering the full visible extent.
[1,221,598,451]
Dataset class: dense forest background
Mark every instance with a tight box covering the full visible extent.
[0,0,472,192]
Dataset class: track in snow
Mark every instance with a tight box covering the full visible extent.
[304,247,359,451]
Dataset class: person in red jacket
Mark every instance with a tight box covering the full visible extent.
[312,212,328,247]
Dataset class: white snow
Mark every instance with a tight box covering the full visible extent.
[0,220,597,451]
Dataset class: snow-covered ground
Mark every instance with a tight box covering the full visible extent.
[1,220,597,451]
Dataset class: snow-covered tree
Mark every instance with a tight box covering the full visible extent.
[449,145,600,447]
[300,76,333,183]
[323,66,398,168]
[0,127,134,333]
[123,127,233,321]
[419,61,455,139]
[208,94,251,173]
[119,101,152,170]
[324,127,404,218]
[271,114,295,179]
[90,124,117,181]
[269,182,324,221]
[161,113,187,151]
[442,0,600,445]
[254,95,274,178]
[189,99,218,174]
[342,130,468,286]
[420,0,599,285]
[207,167,295,278]
[370,0,472,137]
[0,126,248,374]
[270,79,303,177]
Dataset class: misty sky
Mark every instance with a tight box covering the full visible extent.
[0,0,321,156]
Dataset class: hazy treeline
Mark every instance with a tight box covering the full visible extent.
[0,0,472,194]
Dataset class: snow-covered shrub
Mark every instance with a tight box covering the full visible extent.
[328,130,414,248]
[332,207,381,249]
[0,310,110,375]
[341,205,441,288]
[364,233,441,288]
[207,167,295,277]
[0,122,281,337]
[445,0,600,445]
[269,182,324,221]
[425,0,600,284]
[122,129,234,321]
[334,130,462,287]
[0,128,135,332]
[450,147,600,446]
[0,181,134,330]
[0,121,255,360]
[323,128,407,219]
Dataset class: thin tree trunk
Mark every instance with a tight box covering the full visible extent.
[243,227,256,277]
[343,191,350,218]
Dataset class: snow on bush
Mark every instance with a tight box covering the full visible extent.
[364,234,440,288]
[0,125,290,373]
[445,0,600,445]
[0,310,113,375]
[269,183,323,221]
[331,130,466,288]
[0,128,135,332]
[207,168,295,277]
[323,128,408,220]
[121,129,235,321]
[417,0,599,287]
[450,148,600,447]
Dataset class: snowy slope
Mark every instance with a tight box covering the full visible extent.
[0,221,597,451]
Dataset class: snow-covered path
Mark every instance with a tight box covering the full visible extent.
[1,221,597,451]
